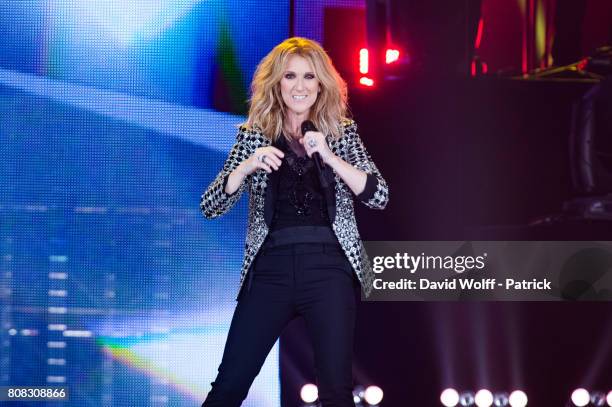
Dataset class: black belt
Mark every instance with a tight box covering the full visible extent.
[263,226,338,249]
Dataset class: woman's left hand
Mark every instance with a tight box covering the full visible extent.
[300,131,336,165]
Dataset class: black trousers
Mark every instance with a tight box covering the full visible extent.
[202,243,361,407]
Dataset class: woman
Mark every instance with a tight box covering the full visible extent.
[200,37,388,407]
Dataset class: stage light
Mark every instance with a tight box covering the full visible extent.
[353,385,365,404]
[508,390,528,407]
[448,389,525,407]
[359,77,374,87]
[364,385,383,405]
[475,389,494,407]
[471,57,488,77]
[606,390,612,406]
[385,49,400,64]
[441,388,460,406]
[300,383,318,403]
[359,48,369,74]
[571,388,590,406]
[591,392,606,407]
[459,392,475,406]
[493,392,509,406]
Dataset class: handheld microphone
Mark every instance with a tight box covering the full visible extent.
[301,120,324,171]
[300,120,328,188]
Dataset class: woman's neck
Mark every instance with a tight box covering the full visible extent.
[284,111,309,139]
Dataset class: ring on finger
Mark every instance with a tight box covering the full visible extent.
[307,139,317,148]
[257,154,267,163]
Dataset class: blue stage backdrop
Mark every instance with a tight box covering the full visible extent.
[0,1,289,405]
[0,0,366,405]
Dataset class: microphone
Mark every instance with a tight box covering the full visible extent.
[300,120,329,188]
[301,120,324,172]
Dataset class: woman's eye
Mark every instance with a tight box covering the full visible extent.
[285,73,295,79]
[305,74,315,79]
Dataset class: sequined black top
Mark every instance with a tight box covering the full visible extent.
[269,135,331,232]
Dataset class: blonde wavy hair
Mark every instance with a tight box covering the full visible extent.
[245,37,349,141]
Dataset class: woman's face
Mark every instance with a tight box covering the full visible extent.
[280,54,320,118]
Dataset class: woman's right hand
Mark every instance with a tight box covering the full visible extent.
[236,146,285,176]
[225,146,284,195]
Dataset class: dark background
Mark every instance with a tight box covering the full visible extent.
[282,1,612,405]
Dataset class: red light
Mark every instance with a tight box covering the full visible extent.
[474,18,484,50]
[471,58,488,76]
[385,49,400,64]
[359,77,374,87]
[359,48,369,74]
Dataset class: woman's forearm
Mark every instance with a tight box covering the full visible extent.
[327,155,367,196]
[224,165,247,195]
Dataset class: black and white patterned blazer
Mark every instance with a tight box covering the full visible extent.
[200,119,389,298]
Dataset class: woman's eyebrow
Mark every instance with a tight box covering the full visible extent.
[284,70,315,75]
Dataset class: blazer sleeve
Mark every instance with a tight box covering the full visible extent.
[343,120,389,210]
[199,126,253,219]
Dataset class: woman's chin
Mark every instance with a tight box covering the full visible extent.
[287,105,313,116]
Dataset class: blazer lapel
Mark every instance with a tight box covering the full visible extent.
[321,166,336,223]
[263,137,279,228]
[323,134,338,223]
[264,169,280,227]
